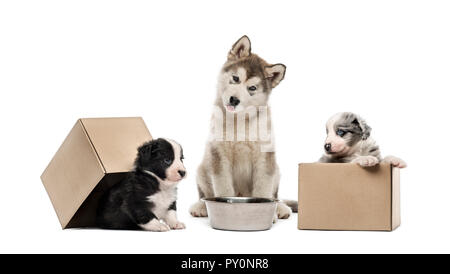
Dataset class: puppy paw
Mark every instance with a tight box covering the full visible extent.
[352,156,379,167]
[189,200,208,217]
[383,155,407,168]
[276,202,292,219]
[167,221,186,230]
[140,219,170,232]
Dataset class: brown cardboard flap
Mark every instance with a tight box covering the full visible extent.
[41,117,153,229]
[80,117,152,173]
[298,163,395,231]
[41,120,105,228]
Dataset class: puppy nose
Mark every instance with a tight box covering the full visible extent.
[178,170,186,178]
[229,96,240,107]
[324,143,331,152]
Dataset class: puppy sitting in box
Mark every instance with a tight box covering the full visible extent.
[96,138,186,231]
[319,112,407,168]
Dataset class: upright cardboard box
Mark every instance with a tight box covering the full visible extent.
[298,163,400,231]
[41,117,152,228]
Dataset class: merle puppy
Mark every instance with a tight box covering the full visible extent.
[319,112,407,168]
[96,138,187,231]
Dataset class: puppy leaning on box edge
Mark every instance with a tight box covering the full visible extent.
[319,112,407,168]
[96,138,187,232]
[189,35,298,222]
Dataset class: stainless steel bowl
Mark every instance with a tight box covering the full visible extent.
[202,197,277,231]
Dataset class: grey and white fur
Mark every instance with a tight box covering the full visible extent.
[319,112,407,168]
[189,35,297,221]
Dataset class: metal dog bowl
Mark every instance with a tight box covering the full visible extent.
[203,197,277,231]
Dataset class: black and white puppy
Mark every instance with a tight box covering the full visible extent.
[319,112,407,168]
[96,138,187,231]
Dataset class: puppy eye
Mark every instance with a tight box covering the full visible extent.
[180,155,184,161]
[247,86,257,96]
[232,76,240,83]
[336,129,346,137]
[164,159,172,165]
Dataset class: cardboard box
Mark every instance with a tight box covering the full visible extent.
[298,163,400,231]
[41,117,152,228]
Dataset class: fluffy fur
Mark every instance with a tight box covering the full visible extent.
[190,35,297,221]
[96,138,186,231]
[319,112,407,168]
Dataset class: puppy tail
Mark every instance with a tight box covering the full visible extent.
[281,199,298,213]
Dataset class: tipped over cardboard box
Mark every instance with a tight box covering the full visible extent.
[41,117,152,228]
[298,163,400,231]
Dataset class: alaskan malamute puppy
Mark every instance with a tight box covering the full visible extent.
[319,112,407,168]
[189,35,297,220]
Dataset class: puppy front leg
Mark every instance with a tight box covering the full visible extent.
[382,155,407,168]
[163,202,185,230]
[252,153,291,221]
[131,203,170,232]
[251,169,276,199]
[139,218,170,232]
[351,155,379,167]
[253,171,291,221]
[211,160,235,197]
[252,170,279,223]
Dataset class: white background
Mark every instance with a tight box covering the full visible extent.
[1,0,449,254]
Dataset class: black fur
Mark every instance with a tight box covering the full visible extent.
[96,138,181,230]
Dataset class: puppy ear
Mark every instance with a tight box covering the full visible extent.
[352,117,371,140]
[135,141,151,169]
[265,64,286,88]
[137,141,152,158]
[228,35,251,61]
[138,139,161,158]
